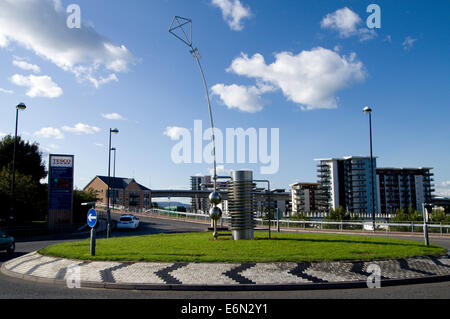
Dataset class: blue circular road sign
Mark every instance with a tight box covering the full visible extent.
[87,209,98,228]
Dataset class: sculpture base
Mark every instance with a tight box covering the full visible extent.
[232,229,254,240]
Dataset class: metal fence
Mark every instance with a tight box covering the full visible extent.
[147,209,450,236]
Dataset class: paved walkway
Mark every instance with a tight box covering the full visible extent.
[2,251,450,290]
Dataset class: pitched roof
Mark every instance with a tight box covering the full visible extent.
[94,176,150,191]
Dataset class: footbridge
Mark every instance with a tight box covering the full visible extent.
[150,190,291,201]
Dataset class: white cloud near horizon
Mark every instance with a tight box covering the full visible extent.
[207,165,229,176]
[211,0,252,31]
[321,7,377,42]
[13,59,41,73]
[0,0,135,88]
[436,181,450,197]
[62,123,101,135]
[225,48,366,110]
[34,127,64,139]
[10,74,63,98]
[102,112,125,120]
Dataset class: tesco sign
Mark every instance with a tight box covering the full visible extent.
[51,156,73,168]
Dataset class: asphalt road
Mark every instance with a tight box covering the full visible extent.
[0,214,449,299]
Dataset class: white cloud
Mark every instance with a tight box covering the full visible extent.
[208,165,229,176]
[211,0,252,31]
[34,127,64,139]
[0,33,8,47]
[102,112,125,120]
[403,36,417,50]
[436,181,450,197]
[94,143,104,148]
[0,88,13,94]
[358,28,377,42]
[0,132,7,138]
[227,48,366,110]
[88,74,119,89]
[10,74,63,98]
[13,59,40,73]
[321,7,376,41]
[164,126,186,140]
[321,7,361,37]
[41,143,60,153]
[62,123,101,135]
[211,83,272,113]
[0,0,135,88]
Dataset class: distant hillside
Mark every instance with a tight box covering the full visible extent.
[154,201,191,208]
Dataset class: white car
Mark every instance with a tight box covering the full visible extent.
[117,215,140,230]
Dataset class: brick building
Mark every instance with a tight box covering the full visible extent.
[83,176,151,211]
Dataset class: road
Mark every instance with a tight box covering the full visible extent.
[0,214,449,299]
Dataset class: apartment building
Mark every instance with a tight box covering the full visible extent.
[291,182,320,216]
[315,156,378,217]
[377,167,434,215]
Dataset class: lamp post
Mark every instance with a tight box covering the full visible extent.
[363,106,376,232]
[107,128,119,238]
[10,102,27,222]
[111,147,117,211]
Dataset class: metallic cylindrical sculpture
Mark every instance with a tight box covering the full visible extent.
[228,170,255,240]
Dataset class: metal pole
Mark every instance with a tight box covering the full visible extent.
[112,148,116,212]
[255,180,271,239]
[277,208,280,233]
[106,129,112,238]
[90,227,96,256]
[423,203,429,246]
[369,112,376,232]
[10,108,19,222]
[192,50,217,191]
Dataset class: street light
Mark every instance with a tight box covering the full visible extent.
[363,106,376,232]
[10,102,27,222]
[111,147,117,211]
[107,128,119,238]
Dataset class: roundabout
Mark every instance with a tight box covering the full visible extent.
[2,232,450,291]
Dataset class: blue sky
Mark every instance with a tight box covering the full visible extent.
[0,0,449,198]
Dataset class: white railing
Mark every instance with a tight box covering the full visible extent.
[146,209,450,235]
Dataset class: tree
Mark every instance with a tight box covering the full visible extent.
[326,206,353,221]
[0,135,47,183]
[0,166,47,223]
[430,209,450,224]
[0,136,48,224]
[291,211,309,221]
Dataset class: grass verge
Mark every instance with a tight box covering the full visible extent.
[39,232,446,263]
